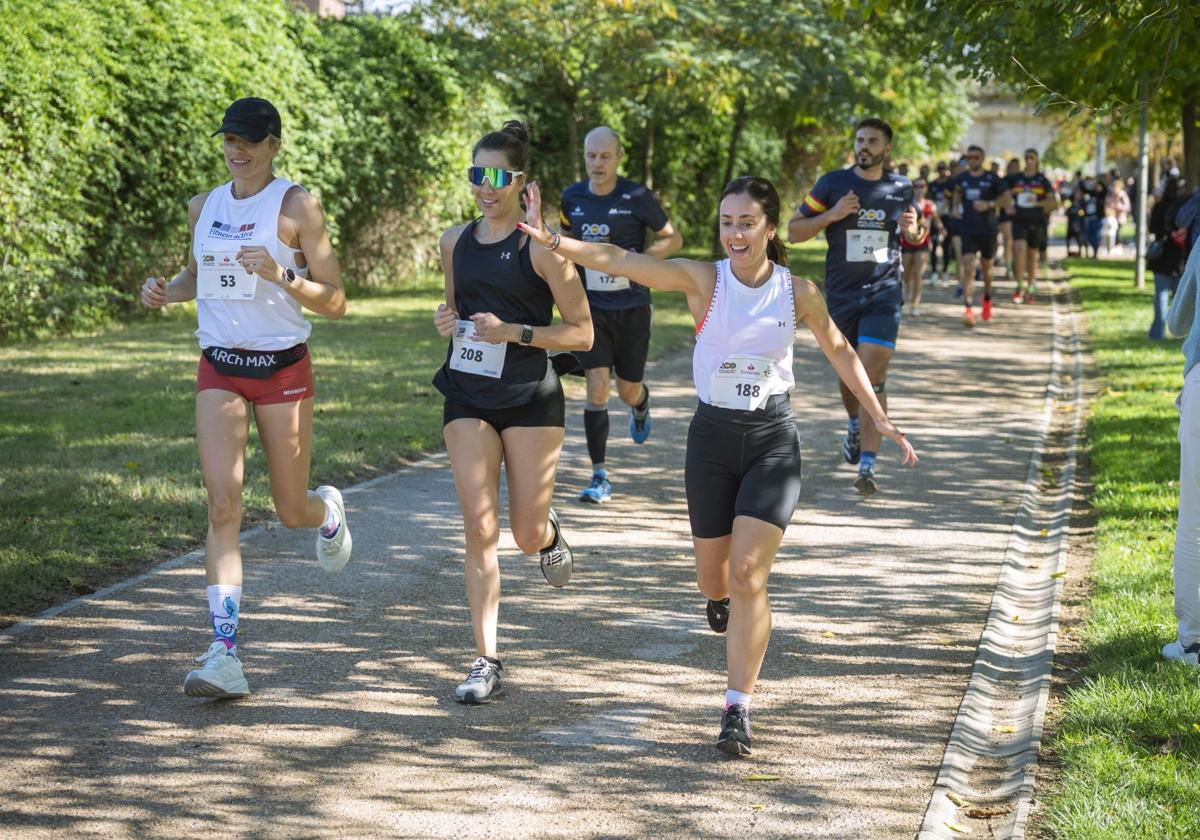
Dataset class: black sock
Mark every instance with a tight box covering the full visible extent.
[634,385,650,415]
[483,655,502,667]
[583,408,609,465]
[541,515,559,552]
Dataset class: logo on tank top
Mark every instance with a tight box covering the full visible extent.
[500,251,512,260]
[209,220,257,240]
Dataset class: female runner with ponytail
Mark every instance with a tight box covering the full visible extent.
[432,121,592,704]
[518,175,917,755]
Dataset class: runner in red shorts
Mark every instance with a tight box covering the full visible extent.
[139,98,352,700]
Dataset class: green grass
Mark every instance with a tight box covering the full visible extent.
[1037,259,1200,838]
[1,243,833,622]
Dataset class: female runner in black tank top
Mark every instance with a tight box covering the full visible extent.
[431,121,592,704]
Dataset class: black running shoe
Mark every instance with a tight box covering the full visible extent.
[842,429,861,465]
[717,703,752,756]
[706,598,730,634]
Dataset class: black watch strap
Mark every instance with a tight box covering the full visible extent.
[519,325,534,345]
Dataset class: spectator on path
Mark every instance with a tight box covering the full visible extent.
[1148,174,1187,339]
[1104,176,1130,253]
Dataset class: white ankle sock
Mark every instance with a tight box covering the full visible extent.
[725,689,752,710]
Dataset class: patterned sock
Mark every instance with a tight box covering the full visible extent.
[319,498,340,538]
[860,451,878,472]
[725,688,752,711]
[847,415,860,434]
[208,584,242,651]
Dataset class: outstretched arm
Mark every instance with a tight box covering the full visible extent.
[518,182,708,296]
[793,278,918,465]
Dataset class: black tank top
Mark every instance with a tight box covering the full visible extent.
[433,219,555,408]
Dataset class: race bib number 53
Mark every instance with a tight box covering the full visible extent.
[450,320,506,379]
[198,249,256,301]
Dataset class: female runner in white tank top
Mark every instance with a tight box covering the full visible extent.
[518,176,918,755]
[139,98,351,699]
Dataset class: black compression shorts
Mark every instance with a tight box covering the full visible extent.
[443,366,565,432]
[685,394,802,538]
[574,305,652,382]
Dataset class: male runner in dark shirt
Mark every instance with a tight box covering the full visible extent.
[559,126,682,504]
[952,144,1012,326]
[1006,148,1058,304]
[788,117,923,495]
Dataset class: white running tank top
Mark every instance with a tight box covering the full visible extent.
[693,259,795,409]
[193,177,311,351]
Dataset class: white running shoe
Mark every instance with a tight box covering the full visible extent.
[1162,639,1200,665]
[455,656,504,704]
[315,485,352,573]
[184,641,250,698]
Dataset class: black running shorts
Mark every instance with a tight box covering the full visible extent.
[575,305,652,382]
[685,394,802,538]
[443,366,565,432]
[1012,220,1048,251]
[960,232,997,260]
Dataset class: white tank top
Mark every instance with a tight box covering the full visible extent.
[693,259,795,410]
[193,177,312,351]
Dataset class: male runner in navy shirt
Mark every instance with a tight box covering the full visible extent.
[1006,148,1058,304]
[952,144,1012,326]
[560,126,682,504]
[788,117,924,495]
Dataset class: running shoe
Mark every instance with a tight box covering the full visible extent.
[455,656,504,704]
[1024,291,1036,305]
[184,641,250,698]
[1011,290,1023,304]
[910,306,921,317]
[315,485,352,573]
[1162,640,1200,666]
[981,297,993,322]
[842,429,861,465]
[579,472,612,504]
[706,597,730,634]
[717,703,752,756]
[854,465,878,496]
[630,407,651,444]
[962,307,976,328]
[539,507,574,588]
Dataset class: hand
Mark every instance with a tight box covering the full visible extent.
[469,312,512,344]
[877,418,919,466]
[433,303,458,337]
[972,199,991,213]
[831,191,860,221]
[900,205,918,235]
[141,276,168,309]
[236,245,282,284]
[515,181,554,247]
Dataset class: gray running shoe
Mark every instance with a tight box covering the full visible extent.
[854,466,878,496]
[539,508,573,588]
[455,656,504,704]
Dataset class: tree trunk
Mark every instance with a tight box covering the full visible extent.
[713,95,748,251]
[642,115,655,190]
[1185,99,1200,195]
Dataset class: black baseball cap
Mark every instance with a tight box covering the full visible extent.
[212,98,281,143]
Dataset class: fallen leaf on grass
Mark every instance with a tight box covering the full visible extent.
[946,791,969,807]
[937,638,956,646]
[66,576,95,595]
[124,461,140,470]
[1011,615,1021,623]
[744,774,781,782]
[821,631,836,638]
[1192,723,1200,734]
[944,822,973,834]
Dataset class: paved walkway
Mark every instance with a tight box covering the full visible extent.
[0,280,1060,839]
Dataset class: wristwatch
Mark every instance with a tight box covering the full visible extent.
[519,324,534,346]
[282,267,298,286]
